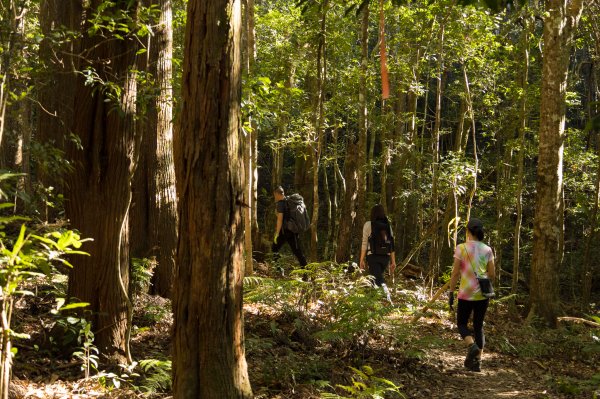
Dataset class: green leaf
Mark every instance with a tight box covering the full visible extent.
[59,302,90,312]
[10,225,27,260]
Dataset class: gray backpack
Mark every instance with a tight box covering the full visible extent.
[285,194,310,233]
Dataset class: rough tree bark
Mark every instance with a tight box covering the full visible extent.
[131,0,177,298]
[172,0,252,396]
[37,0,80,215]
[65,0,140,361]
[529,0,585,326]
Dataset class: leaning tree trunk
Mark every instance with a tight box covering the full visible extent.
[172,0,252,396]
[65,0,140,362]
[529,0,585,326]
[336,4,369,263]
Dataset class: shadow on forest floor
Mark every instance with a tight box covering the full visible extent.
[7,264,600,398]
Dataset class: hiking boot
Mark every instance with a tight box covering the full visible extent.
[470,357,481,372]
[464,343,480,369]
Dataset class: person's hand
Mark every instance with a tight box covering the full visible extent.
[359,259,366,271]
[389,261,396,274]
[448,291,454,310]
[273,233,278,244]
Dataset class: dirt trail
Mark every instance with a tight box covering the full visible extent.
[399,316,575,399]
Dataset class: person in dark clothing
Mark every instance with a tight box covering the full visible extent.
[448,218,496,372]
[271,186,308,268]
[359,204,396,302]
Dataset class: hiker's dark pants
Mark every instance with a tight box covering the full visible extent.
[457,298,489,349]
[366,254,390,287]
[272,229,308,267]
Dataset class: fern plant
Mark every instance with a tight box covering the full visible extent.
[320,365,405,399]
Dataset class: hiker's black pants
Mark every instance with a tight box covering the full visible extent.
[366,254,390,287]
[457,298,489,349]
[272,229,308,267]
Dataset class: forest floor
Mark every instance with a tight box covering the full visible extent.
[8,262,600,399]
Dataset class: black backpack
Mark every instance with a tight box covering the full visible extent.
[285,194,311,234]
[369,218,393,255]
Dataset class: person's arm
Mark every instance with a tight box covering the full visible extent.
[389,252,396,274]
[359,222,369,270]
[274,212,283,242]
[487,257,496,282]
[360,248,367,270]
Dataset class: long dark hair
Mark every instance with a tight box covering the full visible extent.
[370,204,387,223]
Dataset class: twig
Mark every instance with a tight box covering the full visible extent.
[411,281,451,323]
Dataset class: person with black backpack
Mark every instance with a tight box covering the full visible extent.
[359,204,396,302]
[271,186,308,268]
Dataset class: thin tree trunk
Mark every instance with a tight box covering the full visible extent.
[463,64,478,222]
[513,16,531,294]
[336,5,368,263]
[242,0,253,275]
[329,123,341,259]
[322,161,332,259]
[529,0,585,326]
[172,0,252,396]
[428,23,444,278]
[380,100,390,212]
[14,99,31,212]
[309,0,327,261]
[247,0,260,248]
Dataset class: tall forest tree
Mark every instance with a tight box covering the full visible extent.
[130,0,177,298]
[336,3,369,263]
[36,0,80,216]
[172,0,252,396]
[529,0,585,326]
[65,0,141,361]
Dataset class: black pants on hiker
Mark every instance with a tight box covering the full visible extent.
[457,298,489,349]
[366,254,390,287]
[272,229,308,267]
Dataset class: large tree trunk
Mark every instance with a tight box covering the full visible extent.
[146,0,177,297]
[336,4,368,263]
[172,0,252,397]
[529,0,585,326]
[36,0,80,215]
[65,1,140,362]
